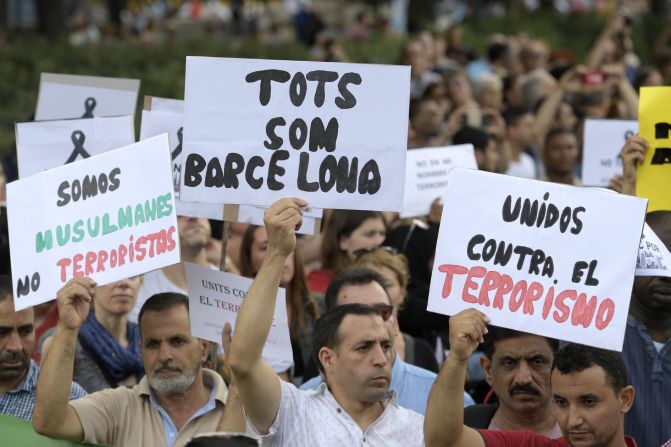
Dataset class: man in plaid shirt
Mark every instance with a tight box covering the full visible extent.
[0,275,85,420]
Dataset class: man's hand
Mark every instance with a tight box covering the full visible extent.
[218,322,234,385]
[263,198,307,257]
[620,135,648,195]
[448,309,489,362]
[56,277,96,331]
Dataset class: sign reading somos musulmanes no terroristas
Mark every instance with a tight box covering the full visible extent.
[427,168,647,351]
[180,57,410,211]
[7,135,180,311]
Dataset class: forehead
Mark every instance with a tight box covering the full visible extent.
[337,314,389,346]
[552,366,612,396]
[336,282,390,307]
[0,299,33,326]
[365,264,399,287]
[547,133,577,147]
[253,227,268,244]
[140,305,190,340]
[493,335,553,359]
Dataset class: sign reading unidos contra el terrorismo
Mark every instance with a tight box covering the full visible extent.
[180,57,410,211]
[427,168,647,351]
[7,135,180,310]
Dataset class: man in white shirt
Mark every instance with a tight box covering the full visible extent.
[228,198,424,447]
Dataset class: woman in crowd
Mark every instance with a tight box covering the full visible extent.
[307,209,387,294]
[42,276,144,393]
[239,225,321,383]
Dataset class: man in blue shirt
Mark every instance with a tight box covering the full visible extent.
[300,267,474,414]
[0,275,86,420]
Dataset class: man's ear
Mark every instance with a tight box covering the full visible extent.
[199,339,211,362]
[319,347,337,374]
[619,385,635,414]
[480,355,494,387]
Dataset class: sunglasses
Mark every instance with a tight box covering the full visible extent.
[353,245,399,259]
[372,303,394,321]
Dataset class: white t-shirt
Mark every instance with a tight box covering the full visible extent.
[506,152,538,179]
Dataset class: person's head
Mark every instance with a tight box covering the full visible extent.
[321,210,386,273]
[93,276,142,319]
[543,128,579,177]
[503,106,535,149]
[551,344,634,447]
[445,71,474,107]
[556,101,578,132]
[353,247,409,313]
[474,74,503,111]
[138,293,209,396]
[521,68,556,110]
[0,275,34,385]
[520,40,549,73]
[312,303,393,403]
[480,326,558,415]
[178,216,211,254]
[633,66,664,93]
[409,98,444,138]
[632,211,671,317]
[453,126,499,172]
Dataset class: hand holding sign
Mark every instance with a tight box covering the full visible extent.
[264,198,308,257]
[448,309,490,361]
[620,135,649,196]
[56,277,96,331]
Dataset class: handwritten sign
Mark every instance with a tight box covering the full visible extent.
[180,57,410,211]
[636,222,671,277]
[427,168,647,351]
[185,262,293,368]
[637,87,671,212]
[7,135,179,310]
[401,145,477,218]
[35,73,140,121]
[581,119,637,187]
[16,116,135,178]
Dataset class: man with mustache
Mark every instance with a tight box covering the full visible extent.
[464,327,560,437]
[0,275,85,420]
[33,284,243,447]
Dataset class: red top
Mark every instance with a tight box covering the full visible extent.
[307,269,335,295]
[478,430,637,447]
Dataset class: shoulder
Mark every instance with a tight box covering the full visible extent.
[478,429,567,447]
[397,359,437,382]
[299,375,323,391]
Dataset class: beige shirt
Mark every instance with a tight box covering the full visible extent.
[70,369,228,447]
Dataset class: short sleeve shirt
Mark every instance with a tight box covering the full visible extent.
[478,430,638,447]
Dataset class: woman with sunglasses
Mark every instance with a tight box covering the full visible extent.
[354,247,439,372]
[239,225,321,383]
[307,209,387,294]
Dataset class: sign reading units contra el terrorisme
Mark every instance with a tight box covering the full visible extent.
[180,57,410,211]
[427,168,647,351]
[581,119,637,187]
[7,135,179,310]
[35,73,140,121]
[16,115,135,178]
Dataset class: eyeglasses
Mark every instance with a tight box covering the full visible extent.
[353,245,399,259]
[372,303,394,321]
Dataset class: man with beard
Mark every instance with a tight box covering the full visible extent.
[464,327,560,437]
[0,275,85,419]
[33,284,242,447]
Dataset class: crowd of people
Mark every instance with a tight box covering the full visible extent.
[0,6,670,447]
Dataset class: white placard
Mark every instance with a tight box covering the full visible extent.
[181,57,410,211]
[7,135,180,310]
[636,223,671,277]
[401,144,477,218]
[582,119,638,187]
[427,168,647,351]
[16,116,135,178]
[185,263,293,367]
[236,205,322,235]
[35,73,140,121]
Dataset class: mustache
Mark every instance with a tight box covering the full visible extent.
[0,351,26,364]
[509,383,541,396]
[154,362,182,374]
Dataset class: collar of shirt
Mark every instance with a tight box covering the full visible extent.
[5,359,39,394]
[313,380,398,410]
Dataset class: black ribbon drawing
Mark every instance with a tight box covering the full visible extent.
[172,127,183,160]
[81,97,97,118]
[65,130,92,164]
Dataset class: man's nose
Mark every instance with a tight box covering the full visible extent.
[513,361,533,385]
[158,342,173,362]
[6,330,23,352]
[372,344,389,368]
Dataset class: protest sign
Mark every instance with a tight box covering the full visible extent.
[401,145,477,218]
[7,135,179,311]
[427,168,647,351]
[16,116,135,178]
[637,87,671,212]
[185,263,293,367]
[636,223,671,277]
[581,119,637,187]
[35,73,140,121]
[180,57,410,211]
[224,204,322,235]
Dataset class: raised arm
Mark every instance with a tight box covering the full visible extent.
[216,322,246,432]
[33,277,96,441]
[228,198,307,434]
[424,308,488,447]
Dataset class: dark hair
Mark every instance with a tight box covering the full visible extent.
[138,292,189,328]
[553,343,628,393]
[0,274,12,302]
[544,127,575,147]
[312,303,383,374]
[502,106,531,128]
[324,267,390,311]
[409,97,434,122]
[453,126,491,152]
[481,325,558,358]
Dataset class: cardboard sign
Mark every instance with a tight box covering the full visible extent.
[185,263,293,367]
[7,135,179,310]
[637,87,671,212]
[35,73,140,121]
[16,116,135,178]
[427,168,647,351]
[401,145,477,218]
[582,119,638,187]
[636,223,671,277]
[181,57,410,211]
